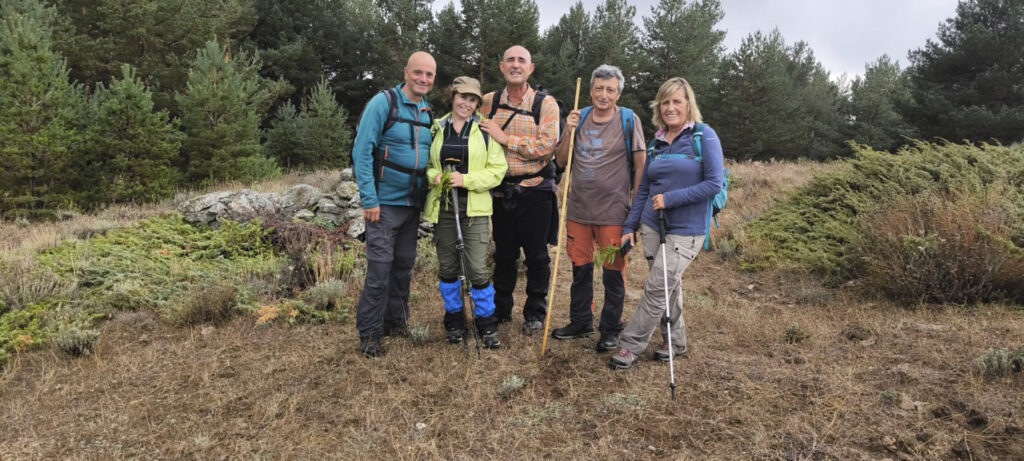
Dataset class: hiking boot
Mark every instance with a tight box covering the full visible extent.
[521,319,543,336]
[382,321,410,338]
[482,332,501,349]
[358,337,385,358]
[595,333,618,353]
[653,343,687,362]
[552,323,594,340]
[608,348,638,369]
[446,329,465,344]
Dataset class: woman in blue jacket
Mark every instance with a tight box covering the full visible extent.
[424,77,508,348]
[609,77,724,370]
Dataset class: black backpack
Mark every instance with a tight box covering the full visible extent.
[487,85,566,183]
[350,87,433,193]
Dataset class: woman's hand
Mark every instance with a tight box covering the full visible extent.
[434,173,442,185]
[621,232,634,247]
[450,171,464,187]
[652,193,665,210]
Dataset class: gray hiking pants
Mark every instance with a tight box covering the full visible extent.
[355,205,419,339]
[618,224,703,355]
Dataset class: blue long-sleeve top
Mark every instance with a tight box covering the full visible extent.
[623,123,724,237]
[352,84,433,209]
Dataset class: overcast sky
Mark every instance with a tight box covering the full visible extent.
[529,0,961,79]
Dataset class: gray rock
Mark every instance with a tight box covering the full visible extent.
[315,196,344,215]
[280,184,322,213]
[334,181,360,201]
[346,217,365,240]
[339,168,354,181]
[293,209,316,221]
[223,190,280,220]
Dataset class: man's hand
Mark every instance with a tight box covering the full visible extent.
[479,119,509,145]
[364,206,381,222]
[621,232,634,247]
[565,109,580,132]
[652,193,665,210]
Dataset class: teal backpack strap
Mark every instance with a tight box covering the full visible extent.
[620,107,633,153]
[621,107,634,189]
[694,122,710,250]
[692,122,704,163]
[578,106,592,124]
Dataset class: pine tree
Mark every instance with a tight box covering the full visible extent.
[639,0,725,131]
[303,79,353,169]
[266,79,353,170]
[78,64,181,206]
[176,40,280,184]
[247,0,382,120]
[537,2,590,104]
[52,0,257,112]
[0,0,82,218]
[426,2,475,107]
[847,55,917,153]
[264,101,307,169]
[582,0,642,111]
[713,30,798,160]
[905,0,1024,143]
[462,0,542,90]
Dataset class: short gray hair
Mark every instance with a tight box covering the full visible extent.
[591,64,625,92]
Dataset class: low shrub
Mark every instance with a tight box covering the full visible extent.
[0,254,76,311]
[854,185,1024,304]
[740,141,1024,306]
[499,375,526,399]
[169,283,241,326]
[0,302,51,366]
[783,323,811,344]
[974,347,1024,378]
[54,327,101,357]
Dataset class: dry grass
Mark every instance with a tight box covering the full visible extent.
[1,161,1022,459]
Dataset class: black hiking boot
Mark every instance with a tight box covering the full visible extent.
[595,333,618,352]
[446,329,466,344]
[482,332,501,349]
[552,322,594,340]
[358,337,385,358]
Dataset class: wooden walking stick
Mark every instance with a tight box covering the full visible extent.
[540,77,581,356]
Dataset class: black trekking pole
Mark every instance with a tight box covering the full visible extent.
[659,209,676,400]
[447,164,482,358]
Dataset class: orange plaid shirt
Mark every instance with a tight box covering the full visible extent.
[481,85,560,187]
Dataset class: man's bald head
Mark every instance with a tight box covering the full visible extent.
[403,51,436,101]
[499,45,534,87]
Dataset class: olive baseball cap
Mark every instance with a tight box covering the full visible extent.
[451,76,482,99]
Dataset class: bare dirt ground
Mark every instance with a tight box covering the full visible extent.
[2,162,1021,460]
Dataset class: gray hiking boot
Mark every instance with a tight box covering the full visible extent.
[482,332,501,349]
[608,348,639,369]
[652,343,687,362]
[521,319,543,336]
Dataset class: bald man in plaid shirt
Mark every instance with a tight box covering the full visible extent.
[479,45,561,336]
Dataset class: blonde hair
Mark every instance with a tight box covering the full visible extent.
[649,77,702,129]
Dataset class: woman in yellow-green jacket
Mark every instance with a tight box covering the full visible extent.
[424,76,507,348]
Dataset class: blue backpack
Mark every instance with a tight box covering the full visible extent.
[646,123,729,251]
[577,106,637,189]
